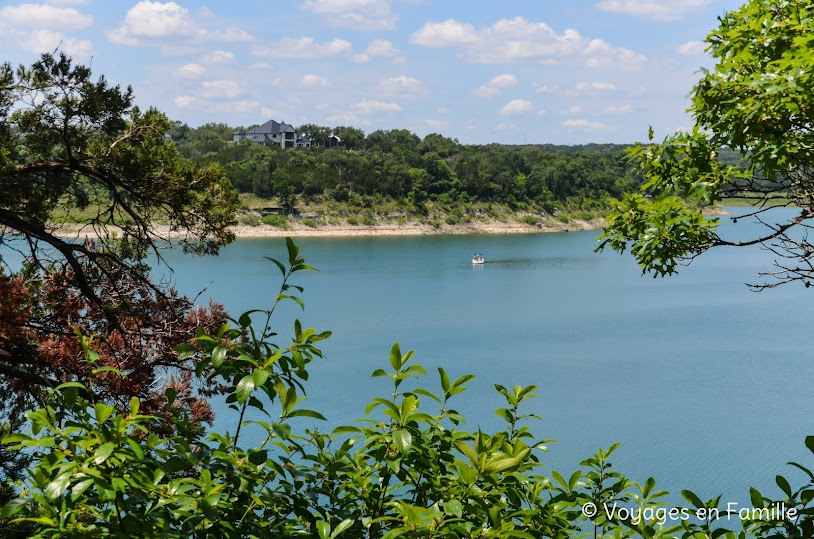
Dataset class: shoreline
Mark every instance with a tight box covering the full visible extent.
[49,217,607,240]
[228,218,606,238]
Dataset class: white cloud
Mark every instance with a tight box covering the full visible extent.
[253,37,352,59]
[301,0,396,30]
[490,74,519,88]
[351,100,402,115]
[0,3,92,30]
[569,105,583,114]
[495,123,518,131]
[214,27,254,42]
[200,80,244,98]
[353,38,401,63]
[411,17,645,69]
[605,104,634,114]
[201,50,236,64]
[500,99,534,116]
[327,113,364,124]
[20,29,92,57]
[474,86,501,98]
[437,107,449,114]
[302,74,328,87]
[108,1,204,45]
[174,95,259,113]
[595,0,711,21]
[426,119,448,129]
[474,73,518,97]
[678,40,706,55]
[563,118,606,129]
[378,75,426,96]
[44,0,89,5]
[260,107,279,118]
[572,81,616,95]
[178,63,206,78]
[107,2,252,48]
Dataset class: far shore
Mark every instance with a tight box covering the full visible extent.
[46,217,605,241]
[48,206,733,241]
[226,218,606,238]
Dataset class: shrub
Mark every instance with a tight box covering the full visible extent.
[302,218,317,228]
[346,215,359,225]
[239,214,260,227]
[261,214,288,228]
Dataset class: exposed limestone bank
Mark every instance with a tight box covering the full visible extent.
[50,218,607,241]
[228,218,606,238]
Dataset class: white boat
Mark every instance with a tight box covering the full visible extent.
[472,253,484,265]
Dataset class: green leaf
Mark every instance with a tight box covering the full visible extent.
[264,256,287,276]
[286,409,326,420]
[94,442,115,465]
[392,429,412,454]
[331,519,354,538]
[211,345,228,368]
[129,396,139,416]
[776,475,792,498]
[681,489,705,509]
[71,478,94,500]
[0,498,26,518]
[248,450,268,466]
[94,402,114,424]
[389,342,402,370]
[316,520,330,539]
[252,368,269,387]
[46,472,73,500]
[236,375,256,404]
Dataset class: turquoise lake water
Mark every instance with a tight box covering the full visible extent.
[152,207,814,504]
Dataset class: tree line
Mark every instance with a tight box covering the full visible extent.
[169,122,643,212]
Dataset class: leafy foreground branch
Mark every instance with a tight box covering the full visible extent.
[2,240,814,538]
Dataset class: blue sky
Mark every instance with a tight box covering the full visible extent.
[0,0,746,144]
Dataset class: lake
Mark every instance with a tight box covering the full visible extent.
[154,207,814,505]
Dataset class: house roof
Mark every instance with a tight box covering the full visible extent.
[241,119,295,136]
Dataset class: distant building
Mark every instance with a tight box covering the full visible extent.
[233,120,311,149]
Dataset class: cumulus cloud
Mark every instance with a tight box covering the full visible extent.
[425,119,448,129]
[411,17,645,69]
[351,100,402,115]
[569,105,583,114]
[108,1,204,45]
[604,104,633,114]
[178,63,206,78]
[377,75,426,97]
[595,0,711,21]
[500,99,534,116]
[353,38,402,63]
[302,74,328,87]
[475,73,519,97]
[108,2,253,48]
[301,0,396,30]
[20,29,92,57]
[0,3,92,30]
[678,40,706,55]
[201,50,236,64]
[200,80,244,98]
[563,118,606,129]
[253,37,352,59]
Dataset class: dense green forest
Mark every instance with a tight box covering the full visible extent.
[168,122,643,215]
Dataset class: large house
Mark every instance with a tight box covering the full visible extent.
[233,120,311,149]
